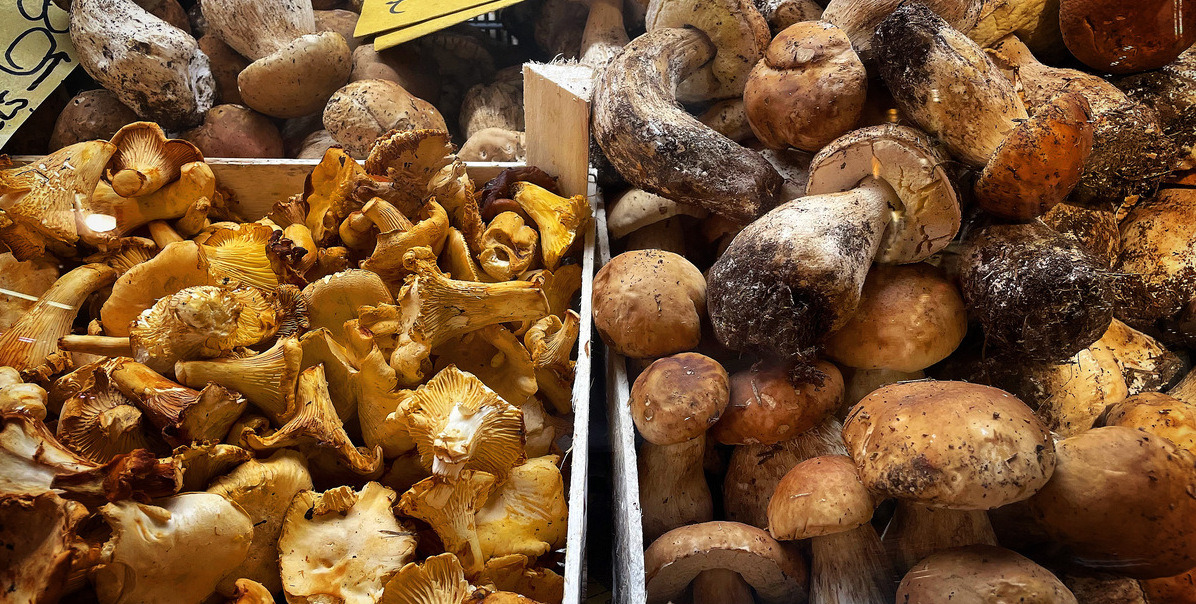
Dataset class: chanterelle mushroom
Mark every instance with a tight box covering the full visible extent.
[382,553,473,604]
[69,0,215,130]
[91,492,253,604]
[0,492,88,604]
[398,471,497,578]
[279,482,416,604]
[475,456,569,561]
[401,365,525,481]
[201,0,352,118]
[105,122,204,198]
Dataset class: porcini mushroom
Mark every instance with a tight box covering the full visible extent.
[630,353,729,446]
[323,80,448,158]
[592,250,705,358]
[1027,426,1196,578]
[644,521,808,604]
[1099,392,1196,454]
[712,360,843,446]
[182,105,285,158]
[200,0,352,118]
[639,434,713,543]
[820,0,983,66]
[707,124,959,361]
[823,264,967,372]
[768,455,894,604]
[70,0,215,130]
[896,545,1076,604]
[49,89,139,151]
[1059,0,1196,73]
[1116,188,1196,328]
[844,381,1055,572]
[743,21,867,152]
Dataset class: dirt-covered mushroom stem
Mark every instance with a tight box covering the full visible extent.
[593,28,783,223]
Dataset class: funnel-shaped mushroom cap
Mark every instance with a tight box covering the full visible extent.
[510,182,591,270]
[101,241,216,337]
[57,369,153,463]
[1027,426,1196,578]
[398,472,496,578]
[200,223,282,290]
[0,141,116,255]
[844,381,1056,509]
[381,553,473,604]
[106,122,204,198]
[92,492,253,604]
[897,545,1077,604]
[435,325,538,408]
[645,521,808,604]
[402,365,525,480]
[208,449,313,595]
[0,492,88,604]
[279,482,416,603]
[476,456,569,560]
[767,454,874,540]
[130,285,279,373]
[175,337,302,422]
[304,269,394,337]
[239,32,353,118]
[807,124,960,263]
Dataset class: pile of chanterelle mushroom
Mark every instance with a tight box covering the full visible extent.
[590,0,1196,602]
[0,121,589,603]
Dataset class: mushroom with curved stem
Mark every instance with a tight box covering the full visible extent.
[69,0,215,130]
[0,141,116,259]
[56,363,155,463]
[524,312,579,414]
[475,456,569,560]
[200,0,351,118]
[708,124,960,362]
[398,471,497,578]
[874,3,1093,220]
[744,21,867,152]
[593,28,783,223]
[92,492,253,604]
[897,545,1077,603]
[400,365,524,480]
[360,198,449,290]
[723,417,847,529]
[768,455,895,604]
[107,358,248,446]
[358,247,548,386]
[509,182,589,271]
[175,337,302,423]
[245,365,382,475]
[82,160,218,245]
[644,521,809,604]
[207,449,313,596]
[645,0,770,102]
[105,122,204,199]
[844,381,1055,575]
[279,482,416,603]
[0,264,117,374]
[1028,426,1196,578]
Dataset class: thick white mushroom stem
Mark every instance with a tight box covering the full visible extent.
[706,177,895,360]
[593,27,784,223]
[882,502,998,575]
[579,0,630,69]
[639,434,713,543]
[200,0,314,60]
[692,568,755,604]
[811,523,895,604]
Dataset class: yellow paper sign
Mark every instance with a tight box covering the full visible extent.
[0,0,77,150]
[370,0,528,51]
[356,0,513,37]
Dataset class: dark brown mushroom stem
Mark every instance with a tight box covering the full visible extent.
[593,28,783,223]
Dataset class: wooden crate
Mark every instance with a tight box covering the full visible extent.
[10,62,597,604]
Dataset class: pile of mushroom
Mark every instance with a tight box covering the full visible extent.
[0,121,589,603]
[592,0,1196,601]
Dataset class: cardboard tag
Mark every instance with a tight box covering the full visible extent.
[0,0,77,150]
[356,0,515,37]
[371,0,527,50]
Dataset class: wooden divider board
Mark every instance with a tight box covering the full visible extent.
[11,61,596,604]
